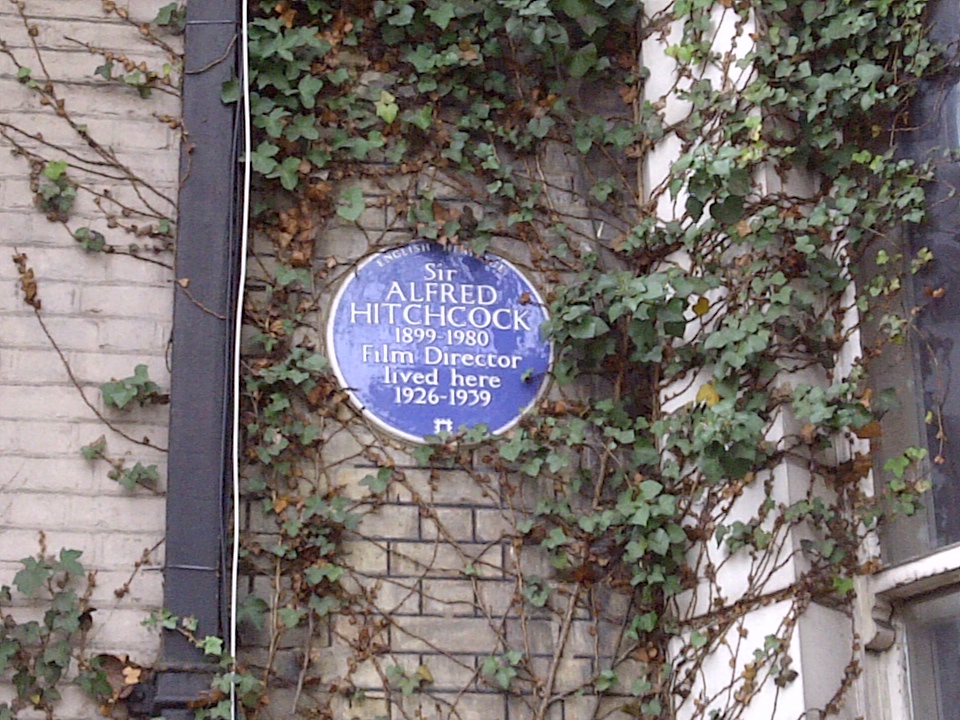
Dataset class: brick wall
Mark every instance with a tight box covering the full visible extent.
[0,0,179,715]
[241,163,640,719]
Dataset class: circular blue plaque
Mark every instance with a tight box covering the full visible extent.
[326,242,552,443]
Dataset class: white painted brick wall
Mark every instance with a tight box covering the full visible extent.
[0,0,179,715]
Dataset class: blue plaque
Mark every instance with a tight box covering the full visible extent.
[326,242,552,443]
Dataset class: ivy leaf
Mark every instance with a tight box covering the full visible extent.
[271,156,302,191]
[337,185,365,221]
[43,160,68,181]
[402,105,433,130]
[387,4,415,25]
[596,669,617,692]
[154,2,185,30]
[696,383,720,407]
[426,3,456,29]
[568,315,609,339]
[309,595,339,616]
[81,436,107,460]
[298,75,324,108]
[55,549,84,577]
[251,142,280,174]
[14,557,51,597]
[199,635,224,657]
[709,195,744,224]
[499,433,527,462]
[284,114,319,141]
[638,480,664,500]
[278,607,306,629]
[304,564,343,584]
[74,227,106,252]
[255,107,289,138]
[528,116,554,138]
[360,468,392,494]
[238,595,269,631]
[569,44,599,78]
[220,79,240,104]
[118,463,159,491]
[727,168,752,197]
[375,90,399,123]
[95,61,114,80]
[692,297,710,316]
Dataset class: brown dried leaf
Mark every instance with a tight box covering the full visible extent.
[618,84,639,105]
[853,420,882,439]
[122,666,142,685]
[799,423,818,445]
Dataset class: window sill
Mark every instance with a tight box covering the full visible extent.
[872,542,960,600]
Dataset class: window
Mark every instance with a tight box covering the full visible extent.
[867,3,960,718]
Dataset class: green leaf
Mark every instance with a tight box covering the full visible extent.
[337,185,365,221]
[238,595,269,631]
[309,594,339,616]
[199,635,224,657]
[709,195,744,224]
[298,74,324,108]
[272,156,302,191]
[74,227,107,252]
[399,105,432,134]
[43,160,68,181]
[387,4,415,25]
[55,549,84,577]
[304,564,343,584]
[360,468,392,494]
[118,463,160,491]
[638,480,663,500]
[727,168,752,197]
[220,79,240,104]
[154,2,185,30]
[251,142,280,174]
[14,557,51,597]
[95,61,114,80]
[375,90,399,123]
[278,607,306,629]
[596,669,617,692]
[523,577,550,607]
[100,364,162,409]
[0,641,16,674]
[81,436,107,460]
[426,3,456,29]
[528,116,554,139]
[284,114,320,141]
[568,315,610,339]
[499,433,528,462]
[569,44,598,78]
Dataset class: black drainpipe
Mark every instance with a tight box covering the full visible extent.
[131,1,243,717]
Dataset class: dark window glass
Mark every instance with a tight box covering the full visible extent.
[889,0,960,559]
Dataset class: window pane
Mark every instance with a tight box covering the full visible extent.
[904,590,960,720]
[911,74,960,553]
[888,0,960,559]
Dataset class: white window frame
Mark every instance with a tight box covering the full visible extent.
[859,543,960,720]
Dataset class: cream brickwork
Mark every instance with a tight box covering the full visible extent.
[241,167,638,719]
[0,0,179,715]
